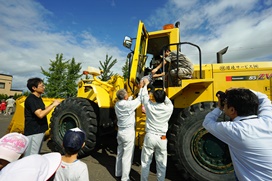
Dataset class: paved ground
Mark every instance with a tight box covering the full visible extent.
[0,113,180,181]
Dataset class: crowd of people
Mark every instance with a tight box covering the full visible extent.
[0,77,87,180]
[0,96,15,115]
[0,48,272,181]
[115,74,272,180]
[0,76,175,181]
[0,128,87,181]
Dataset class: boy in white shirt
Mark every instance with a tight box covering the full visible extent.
[54,128,89,181]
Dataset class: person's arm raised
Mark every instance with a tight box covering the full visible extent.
[34,100,60,119]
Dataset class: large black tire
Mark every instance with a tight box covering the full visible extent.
[168,103,235,181]
[48,97,98,158]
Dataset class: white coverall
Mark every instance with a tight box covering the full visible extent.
[115,95,141,181]
[140,85,174,181]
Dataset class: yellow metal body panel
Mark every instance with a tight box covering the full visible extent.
[7,96,63,136]
[148,28,180,51]
[135,108,146,147]
[168,62,272,109]
[212,62,272,99]
[77,75,125,108]
[129,21,149,85]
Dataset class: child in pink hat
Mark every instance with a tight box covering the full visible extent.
[0,132,29,170]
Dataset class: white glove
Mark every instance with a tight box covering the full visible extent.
[128,96,133,101]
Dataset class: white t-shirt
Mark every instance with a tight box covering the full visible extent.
[6,98,15,108]
[54,160,89,181]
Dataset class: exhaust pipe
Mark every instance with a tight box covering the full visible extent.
[217,46,228,63]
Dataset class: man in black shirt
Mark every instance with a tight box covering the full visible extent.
[24,77,60,156]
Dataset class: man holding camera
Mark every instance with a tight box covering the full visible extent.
[203,88,272,181]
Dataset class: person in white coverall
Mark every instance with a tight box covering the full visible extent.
[5,96,15,115]
[203,88,272,181]
[140,78,173,181]
[115,88,142,181]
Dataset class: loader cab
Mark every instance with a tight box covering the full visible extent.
[123,20,181,93]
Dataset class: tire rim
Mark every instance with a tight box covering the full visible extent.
[59,113,79,138]
[191,127,233,174]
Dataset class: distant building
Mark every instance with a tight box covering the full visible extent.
[0,73,23,96]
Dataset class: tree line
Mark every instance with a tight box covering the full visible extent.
[40,53,129,98]
[1,53,129,100]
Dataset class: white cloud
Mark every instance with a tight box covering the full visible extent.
[0,0,126,91]
[146,0,272,64]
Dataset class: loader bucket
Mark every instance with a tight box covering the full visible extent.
[7,96,63,137]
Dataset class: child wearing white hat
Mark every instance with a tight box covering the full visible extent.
[0,152,61,181]
[0,132,29,171]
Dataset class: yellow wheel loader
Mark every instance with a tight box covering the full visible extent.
[9,21,272,181]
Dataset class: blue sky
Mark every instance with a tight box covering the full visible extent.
[1,0,272,91]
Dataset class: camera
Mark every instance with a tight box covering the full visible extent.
[216,91,226,107]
